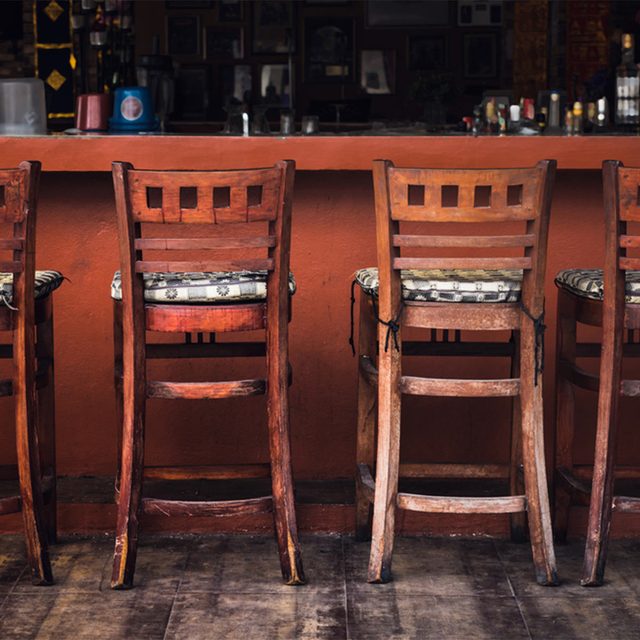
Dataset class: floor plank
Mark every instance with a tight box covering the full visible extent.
[0,534,639,639]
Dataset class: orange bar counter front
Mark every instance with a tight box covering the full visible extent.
[0,134,636,538]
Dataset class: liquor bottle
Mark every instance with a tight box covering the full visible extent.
[572,101,583,135]
[615,33,640,127]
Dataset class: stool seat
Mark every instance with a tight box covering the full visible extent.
[111,270,296,303]
[556,268,640,303]
[0,270,63,306]
[355,267,522,303]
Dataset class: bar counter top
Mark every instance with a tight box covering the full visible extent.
[2,133,640,171]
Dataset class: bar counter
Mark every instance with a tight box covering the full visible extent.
[2,133,640,170]
[2,134,640,538]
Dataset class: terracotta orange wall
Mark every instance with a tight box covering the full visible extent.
[0,169,637,480]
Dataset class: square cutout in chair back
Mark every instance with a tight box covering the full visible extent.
[407,184,425,206]
[474,185,492,207]
[213,186,231,208]
[507,184,523,206]
[248,185,263,207]
[180,186,198,209]
[146,187,162,209]
[441,184,459,207]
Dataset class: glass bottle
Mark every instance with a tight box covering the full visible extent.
[616,33,640,127]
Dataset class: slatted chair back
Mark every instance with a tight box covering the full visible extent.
[112,160,294,317]
[0,161,40,319]
[603,160,640,330]
[373,160,556,323]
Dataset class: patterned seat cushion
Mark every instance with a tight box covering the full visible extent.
[355,267,522,303]
[111,270,296,303]
[555,268,640,303]
[0,270,63,307]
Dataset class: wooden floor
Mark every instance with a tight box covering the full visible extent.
[0,534,640,639]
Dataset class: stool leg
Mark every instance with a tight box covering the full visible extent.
[111,309,146,590]
[553,290,577,543]
[581,302,623,586]
[266,311,305,585]
[356,295,377,541]
[15,317,53,585]
[520,321,558,586]
[37,302,56,545]
[509,330,526,542]
[368,324,401,584]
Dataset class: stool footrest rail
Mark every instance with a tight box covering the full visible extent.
[142,496,273,517]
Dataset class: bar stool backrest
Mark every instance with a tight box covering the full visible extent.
[372,160,556,320]
[111,160,295,315]
[603,160,640,321]
[0,161,40,319]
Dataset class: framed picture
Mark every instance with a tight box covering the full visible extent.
[175,65,210,119]
[408,34,447,71]
[167,15,200,56]
[304,16,354,82]
[165,1,213,8]
[458,1,503,26]
[252,1,295,54]
[219,0,243,22]
[463,33,497,78]
[360,50,395,94]
[260,64,292,107]
[221,64,252,103]
[205,27,243,59]
[366,1,449,27]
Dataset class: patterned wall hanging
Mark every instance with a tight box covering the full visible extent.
[512,0,548,101]
[33,0,75,119]
[565,1,610,100]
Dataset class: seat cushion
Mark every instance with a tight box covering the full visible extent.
[355,267,522,303]
[111,270,296,303]
[555,268,640,303]
[0,270,64,307]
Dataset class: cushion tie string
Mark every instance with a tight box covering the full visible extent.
[349,279,357,356]
[349,279,403,355]
[371,295,403,353]
[519,301,545,386]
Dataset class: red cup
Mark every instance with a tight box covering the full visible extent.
[75,93,111,131]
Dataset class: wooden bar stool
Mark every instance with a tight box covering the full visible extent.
[0,161,63,584]
[554,160,640,586]
[354,160,558,585]
[110,160,304,589]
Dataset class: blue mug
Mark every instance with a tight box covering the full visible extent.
[109,86,158,132]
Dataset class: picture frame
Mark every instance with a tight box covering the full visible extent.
[175,64,210,119]
[360,49,395,94]
[408,34,447,71]
[221,64,252,104]
[458,1,503,26]
[304,16,355,82]
[167,15,200,56]
[252,0,295,54]
[366,1,449,27]
[204,27,243,60]
[463,33,497,78]
[165,1,213,9]
[219,0,243,22]
[259,63,292,108]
